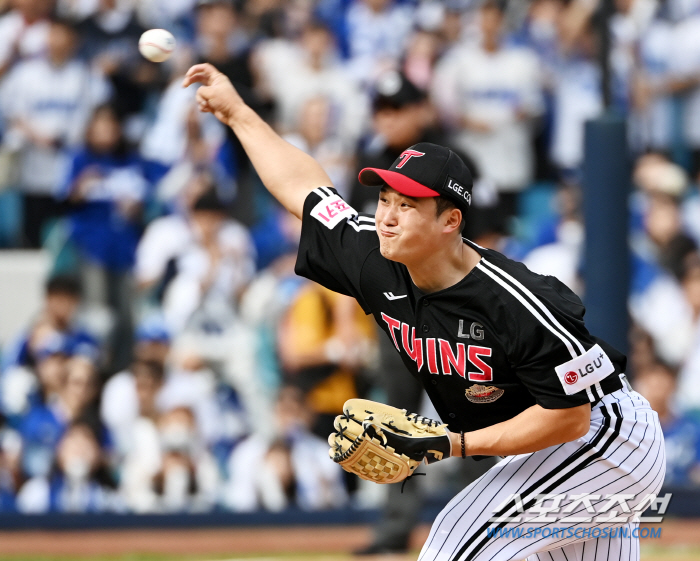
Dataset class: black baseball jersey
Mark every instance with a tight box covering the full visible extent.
[295,187,625,434]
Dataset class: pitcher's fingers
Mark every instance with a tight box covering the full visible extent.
[182,63,215,87]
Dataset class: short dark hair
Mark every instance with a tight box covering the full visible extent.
[133,359,165,384]
[46,276,81,297]
[435,196,466,234]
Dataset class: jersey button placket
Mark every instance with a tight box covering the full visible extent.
[422,324,429,333]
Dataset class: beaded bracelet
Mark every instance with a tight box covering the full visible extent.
[460,431,466,459]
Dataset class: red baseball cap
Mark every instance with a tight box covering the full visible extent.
[358,142,473,214]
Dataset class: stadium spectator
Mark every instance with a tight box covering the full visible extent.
[0,16,110,247]
[344,0,414,84]
[522,184,584,294]
[255,20,368,148]
[548,2,603,174]
[101,358,165,458]
[668,10,700,177]
[60,103,149,372]
[675,252,700,412]
[635,361,700,486]
[16,422,120,513]
[77,0,159,123]
[283,95,354,198]
[0,0,54,79]
[0,426,21,511]
[431,0,544,221]
[158,189,255,332]
[277,281,376,439]
[628,4,675,153]
[223,385,347,512]
[120,406,218,513]
[1,275,94,372]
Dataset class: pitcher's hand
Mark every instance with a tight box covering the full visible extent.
[182,63,244,127]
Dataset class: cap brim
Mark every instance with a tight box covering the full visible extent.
[358,168,439,198]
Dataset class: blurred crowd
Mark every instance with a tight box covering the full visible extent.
[0,0,699,515]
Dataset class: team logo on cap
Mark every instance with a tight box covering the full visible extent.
[465,384,504,404]
[395,149,425,169]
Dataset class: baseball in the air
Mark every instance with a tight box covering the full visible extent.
[138,29,176,63]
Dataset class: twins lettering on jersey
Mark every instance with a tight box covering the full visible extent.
[381,313,492,382]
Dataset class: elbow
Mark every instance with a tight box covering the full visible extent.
[569,407,591,441]
[572,418,590,440]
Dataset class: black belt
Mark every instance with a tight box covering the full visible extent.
[592,373,627,405]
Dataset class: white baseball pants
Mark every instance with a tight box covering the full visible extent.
[418,381,666,561]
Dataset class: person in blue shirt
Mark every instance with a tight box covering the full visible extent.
[60,104,150,372]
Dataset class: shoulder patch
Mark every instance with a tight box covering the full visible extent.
[311,194,357,229]
[554,344,615,395]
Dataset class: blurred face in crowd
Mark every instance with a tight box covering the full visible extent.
[62,357,98,418]
[682,255,700,316]
[298,97,330,148]
[57,425,100,481]
[442,11,463,46]
[191,209,225,245]
[300,25,332,69]
[47,22,78,66]
[644,194,682,247]
[403,31,440,90]
[264,440,294,492]
[134,339,170,366]
[134,361,163,418]
[13,0,53,22]
[197,3,236,59]
[37,353,68,398]
[274,386,312,434]
[480,5,504,51]
[158,408,197,454]
[45,292,79,330]
[633,364,676,421]
[87,107,122,155]
[373,102,428,151]
[363,0,391,14]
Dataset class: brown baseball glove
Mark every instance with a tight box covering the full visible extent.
[328,398,452,484]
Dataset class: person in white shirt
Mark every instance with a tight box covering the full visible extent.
[344,0,414,85]
[255,20,369,150]
[223,385,347,512]
[0,0,54,79]
[0,16,110,247]
[432,0,543,221]
[668,12,700,176]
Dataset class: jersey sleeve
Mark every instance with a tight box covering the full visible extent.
[505,275,624,409]
[294,187,377,313]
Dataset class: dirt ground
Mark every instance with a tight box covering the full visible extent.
[0,521,698,560]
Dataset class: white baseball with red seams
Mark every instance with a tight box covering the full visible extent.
[138,29,176,62]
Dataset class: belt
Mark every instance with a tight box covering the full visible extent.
[591,373,627,405]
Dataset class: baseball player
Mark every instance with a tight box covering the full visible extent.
[183,64,665,561]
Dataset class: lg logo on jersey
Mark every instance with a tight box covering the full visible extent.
[564,353,607,385]
[457,320,484,340]
[381,313,492,381]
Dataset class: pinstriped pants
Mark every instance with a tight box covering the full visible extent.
[418,383,666,561]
